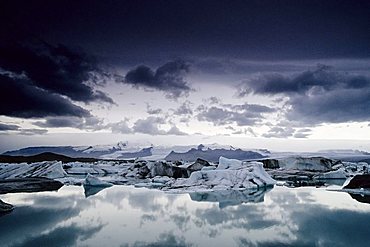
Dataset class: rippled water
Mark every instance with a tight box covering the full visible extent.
[1,185,370,247]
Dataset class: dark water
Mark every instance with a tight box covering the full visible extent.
[1,185,370,247]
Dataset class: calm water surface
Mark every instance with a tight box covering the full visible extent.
[1,185,370,247]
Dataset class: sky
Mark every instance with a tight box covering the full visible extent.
[0,0,370,152]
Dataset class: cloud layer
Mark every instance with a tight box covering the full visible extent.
[239,65,370,125]
[197,103,275,126]
[108,117,187,136]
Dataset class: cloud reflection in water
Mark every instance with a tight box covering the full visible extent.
[1,186,370,247]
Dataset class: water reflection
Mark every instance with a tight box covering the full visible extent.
[83,185,109,198]
[189,188,271,208]
[349,193,370,205]
[0,189,104,247]
[1,185,370,247]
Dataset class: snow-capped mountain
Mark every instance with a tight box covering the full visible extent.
[2,142,269,161]
[3,142,369,162]
[3,141,153,159]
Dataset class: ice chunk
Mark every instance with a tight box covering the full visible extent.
[152,176,173,184]
[135,182,164,188]
[201,166,216,171]
[217,156,244,170]
[314,168,348,179]
[83,174,113,187]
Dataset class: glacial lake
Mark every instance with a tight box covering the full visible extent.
[1,185,370,247]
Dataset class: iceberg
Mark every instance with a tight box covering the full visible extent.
[171,157,276,191]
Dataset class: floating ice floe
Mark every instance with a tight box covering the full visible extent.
[0,161,66,179]
[1,154,368,193]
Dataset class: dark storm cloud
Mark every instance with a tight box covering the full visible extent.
[193,58,314,76]
[197,104,275,126]
[122,60,192,98]
[0,41,114,104]
[0,123,20,131]
[0,74,91,118]
[2,0,369,60]
[287,89,370,124]
[0,40,116,120]
[238,64,370,96]
[239,65,370,124]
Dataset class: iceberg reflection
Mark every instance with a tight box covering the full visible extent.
[189,188,272,208]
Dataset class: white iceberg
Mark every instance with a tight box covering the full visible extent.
[216,157,244,170]
[171,157,276,191]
